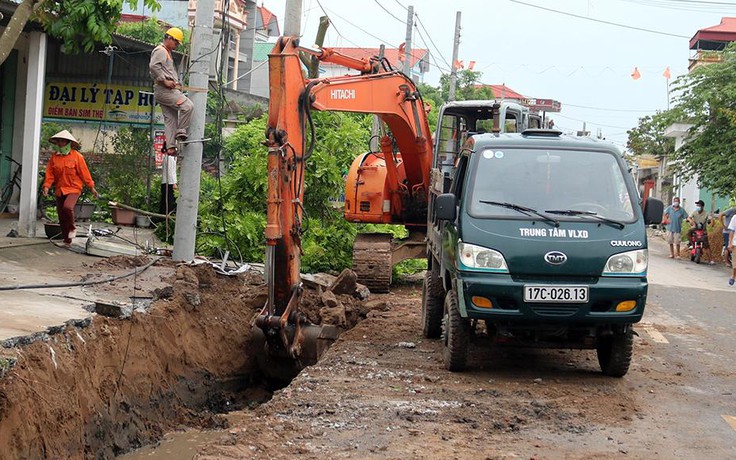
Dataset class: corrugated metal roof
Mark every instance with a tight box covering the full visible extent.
[252,41,275,62]
[689,17,736,50]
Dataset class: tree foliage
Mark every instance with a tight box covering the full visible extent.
[439,69,494,102]
[197,112,373,272]
[0,0,160,66]
[656,42,736,197]
[626,113,675,158]
[115,17,190,49]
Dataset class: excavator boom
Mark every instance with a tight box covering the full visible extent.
[253,36,433,378]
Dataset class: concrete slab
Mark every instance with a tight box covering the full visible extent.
[0,217,167,342]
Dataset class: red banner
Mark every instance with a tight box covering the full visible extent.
[153,130,165,168]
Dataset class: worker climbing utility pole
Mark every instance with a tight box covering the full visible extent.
[172,0,216,261]
[448,11,461,101]
[403,5,413,78]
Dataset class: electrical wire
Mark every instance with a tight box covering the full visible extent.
[564,103,658,113]
[374,0,405,23]
[413,21,452,74]
[554,113,633,130]
[621,0,736,12]
[507,0,690,38]
[413,12,453,71]
[0,257,158,291]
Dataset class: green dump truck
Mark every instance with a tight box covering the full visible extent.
[424,106,662,377]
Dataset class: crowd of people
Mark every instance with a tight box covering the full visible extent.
[663,197,736,285]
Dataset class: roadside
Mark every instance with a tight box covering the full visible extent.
[0,217,165,341]
[2,218,735,459]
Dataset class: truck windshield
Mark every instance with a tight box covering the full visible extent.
[466,148,635,222]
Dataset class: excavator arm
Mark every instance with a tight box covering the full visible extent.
[254,36,433,377]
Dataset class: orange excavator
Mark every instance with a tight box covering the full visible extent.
[252,36,433,378]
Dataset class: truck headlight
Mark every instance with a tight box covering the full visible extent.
[603,249,647,275]
[459,242,508,272]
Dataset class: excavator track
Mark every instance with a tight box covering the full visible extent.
[352,233,393,293]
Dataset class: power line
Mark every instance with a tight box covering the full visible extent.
[414,12,453,70]
[564,103,659,113]
[507,0,690,38]
[555,113,633,130]
[374,0,404,23]
[413,23,451,74]
[392,0,409,11]
[322,4,400,49]
[623,0,736,11]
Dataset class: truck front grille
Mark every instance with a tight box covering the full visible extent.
[530,305,579,317]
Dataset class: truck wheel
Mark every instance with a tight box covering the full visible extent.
[442,289,471,372]
[596,327,633,377]
[421,265,444,338]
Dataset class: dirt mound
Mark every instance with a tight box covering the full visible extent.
[93,255,153,269]
[0,260,378,459]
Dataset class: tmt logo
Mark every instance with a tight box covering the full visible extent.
[544,251,567,265]
[330,89,356,100]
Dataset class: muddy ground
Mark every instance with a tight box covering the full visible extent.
[0,253,728,459]
[0,257,378,459]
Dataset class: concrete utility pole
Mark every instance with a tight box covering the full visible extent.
[448,11,461,101]
[172,0,216,261]
[403,5,413,78]
[284,0,303,36]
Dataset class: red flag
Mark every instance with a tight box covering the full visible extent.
[663,66,671,80]
[631,67,641,80]
[453,59,464,70]
[468,60,476,70]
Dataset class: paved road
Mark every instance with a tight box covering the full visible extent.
[624,232,736,458]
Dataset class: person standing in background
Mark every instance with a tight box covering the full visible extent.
[719,206,736,266]
[727,214,736,285]
[42,130,99,245]
[663,197,687,259]
[160,148,177,216]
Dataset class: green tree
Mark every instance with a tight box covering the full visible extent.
[626,112,675,158]
[417,82,442,134]
[439,69,495,102]
[0,0,160,66]
[115,17,190,49]
[662,42,736,196]
[197,111,373,272]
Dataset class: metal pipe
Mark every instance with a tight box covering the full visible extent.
[266,244,275,315]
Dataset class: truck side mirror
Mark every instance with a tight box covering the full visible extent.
[435,193,457,221]
[643,197,664,225]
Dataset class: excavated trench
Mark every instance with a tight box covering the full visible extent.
[0,260,381,459]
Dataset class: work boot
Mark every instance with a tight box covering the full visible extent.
[175,130,188,142]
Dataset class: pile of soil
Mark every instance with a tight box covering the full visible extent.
[0,259,376,458]
[678,228,726,262]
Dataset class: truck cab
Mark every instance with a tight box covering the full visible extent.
[424,128,663,376]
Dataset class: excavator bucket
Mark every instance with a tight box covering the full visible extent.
[251,311,341,383]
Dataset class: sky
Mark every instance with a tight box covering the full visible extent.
[259,0,735,149]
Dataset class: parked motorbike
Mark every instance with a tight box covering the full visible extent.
[688,223,707,264]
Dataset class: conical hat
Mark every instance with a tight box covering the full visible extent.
[49,130,80,149]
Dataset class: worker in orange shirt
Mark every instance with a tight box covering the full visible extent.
[42,130,99,245]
